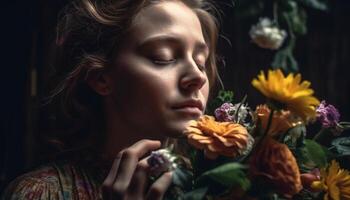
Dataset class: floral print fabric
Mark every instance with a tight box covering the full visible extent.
[1,159,108,200]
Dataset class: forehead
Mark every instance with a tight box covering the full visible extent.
[126,1,205,45]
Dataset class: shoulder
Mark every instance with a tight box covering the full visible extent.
[1,163,63,199]
[2,160,103,200]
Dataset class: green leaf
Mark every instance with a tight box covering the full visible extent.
[303,139,328,168]
[269,193,288,200]
[272,0,307,73]
[281,1,307,35]
[296,148,316,171]
[339,122,350,127]
[234,0,265,18]
[206,90,234,115]
[294,8,307,35]
[295,0,329,11]
[331,137,350,156]
[183,187,208,200]
[272,47,299,73]
[172,167,193,189]
[337,122,350,132]
[218,90,234,103]
[313,127,339,145]
[196,163,250,191]
[292,187,321,200]
[283,124,306,149]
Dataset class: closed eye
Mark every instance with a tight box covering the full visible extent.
[153,59,176,65]
[194,54,207,71]
[197,63,206,71]
[194,58,207,71]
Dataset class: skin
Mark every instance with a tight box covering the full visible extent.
[105,1,209,144]
[89,1,210,199]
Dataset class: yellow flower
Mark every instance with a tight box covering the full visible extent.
[249,137,302,198]
[311,160,350,200]
[256,104,302,136]
[184,115,253,159]
[252,69,320,122]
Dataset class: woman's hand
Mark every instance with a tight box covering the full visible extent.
[101,139,173,200]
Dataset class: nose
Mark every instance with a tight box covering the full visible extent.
[179,59,207,92]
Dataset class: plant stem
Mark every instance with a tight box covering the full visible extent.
[273,0,279,26]
[263,108,275,137]
[312,129,325,141]
[241,109,275,163]
[234,94,247,123]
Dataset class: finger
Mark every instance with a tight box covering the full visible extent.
[138,156,151,172]
[126,162,149,198]
[126,156,151,195]
[112,140,160,195]
[116,140,160,183]
[101,153,123,199]
[103,152,123,186]
[146,171,173,200]
[129,139,161,158]
[114,140,160,185]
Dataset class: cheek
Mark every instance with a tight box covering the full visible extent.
[111,59,177,106]
[201,80,210,105]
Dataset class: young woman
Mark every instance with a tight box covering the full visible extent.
[2,0,219,199]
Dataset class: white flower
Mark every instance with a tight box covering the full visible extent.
[214,102,253,128]
[147,149,177,177]
[249,17,287,50]
[233,103,251,124]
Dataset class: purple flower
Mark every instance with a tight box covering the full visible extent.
[214,102,252,126]
[214,102,235,122]
[147,149,177,177]
[316,100,340,128]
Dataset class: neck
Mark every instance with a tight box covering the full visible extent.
[102,113,140,160]
[101,101,165,161]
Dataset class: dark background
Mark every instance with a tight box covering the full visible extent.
[1,0,350,193]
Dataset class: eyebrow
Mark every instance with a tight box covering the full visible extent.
[138,35,209,54]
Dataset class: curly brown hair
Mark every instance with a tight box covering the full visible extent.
[46,0,221,153]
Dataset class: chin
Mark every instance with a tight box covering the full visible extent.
[164,130,186,139]
[161,121,190,139]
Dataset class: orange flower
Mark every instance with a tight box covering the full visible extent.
[249,137,302,198]
[184,115,253,159]
[256,104,302,136]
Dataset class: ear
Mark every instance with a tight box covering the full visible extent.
[86,70,113,96]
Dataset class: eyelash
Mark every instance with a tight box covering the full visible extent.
[152,58,206,71]
[197,63,206,71]
[153,59,176,65]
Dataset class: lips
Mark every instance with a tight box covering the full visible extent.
[172,99,204,116]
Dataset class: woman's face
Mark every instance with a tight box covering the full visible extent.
[107,1,210,138]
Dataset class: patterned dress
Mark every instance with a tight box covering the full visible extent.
[1,153,111,200]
